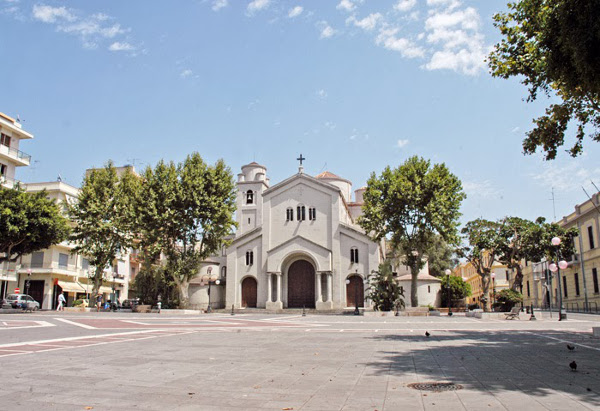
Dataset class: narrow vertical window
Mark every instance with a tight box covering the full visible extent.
[286,207,293,221]
[592,268,599,293]
[574,272,580,296]
[245,251,254,266]
[246,190,254,204]
[563,276,568,298]
[350,247,359,264]
[297,205,306,221]
[309,207,316,221]
[526,281,530,297]
[588,226,595,249]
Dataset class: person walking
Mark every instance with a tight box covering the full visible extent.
[56,292,66,311]
[96,293,102,312]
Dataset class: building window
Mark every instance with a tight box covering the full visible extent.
[505,270,509,281]
[31,252,44,268]
[574,272,580,296]
[588,226,595,249]
[297,205,306,221]
[59,253,68,269]
[428,285,431,293]
[286,207,294,222]
[221,266,227,278]
[0,163,6,177]
[309,207,316,221]
[82,258,89,271]
[563,275,568,298]
[245,251,253,266]
[246,190,254,204]
[0,133,10,147]
[207,267,213,275]
[350,247,359,264]
[526,281,530,297]
[592,268,599,294]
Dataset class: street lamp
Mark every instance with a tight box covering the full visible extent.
[205,274,220,313]
[445,269,452,316]
[112,274,117,311]
[25,269,31,296]
[490,272,496,310]
[549,236,568,321]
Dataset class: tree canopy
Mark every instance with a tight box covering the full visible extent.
[137,153,236,308]
[489,0,600,159]
[0,186,70,264]
[68,162,139,297]
[359,156,465,307]
[366,261,404,312]
[441,275,471,308]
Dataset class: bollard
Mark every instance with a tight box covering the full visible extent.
[157,302,161,314]
[231,304,235,316]
[529,304,536,321]
[302,305,306,317]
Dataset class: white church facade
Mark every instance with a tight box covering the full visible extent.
[222,161,382,311]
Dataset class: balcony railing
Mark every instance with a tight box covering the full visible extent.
[0,175,24,188]
[0,144,31,164]
[19,262,82,276]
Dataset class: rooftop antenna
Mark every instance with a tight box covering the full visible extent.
[582,186,600,215]
[591,180,600,193]
[319,162,327,173]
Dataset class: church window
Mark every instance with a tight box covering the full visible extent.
[309,207,316,221]
[428,285,431,293]
[350,247,359,264]
[297,205,306,221]
[221,266,227,278]
[245,251,254,266]
[286,207,294,221]
[207,267,213,275]
[246,190,254,204]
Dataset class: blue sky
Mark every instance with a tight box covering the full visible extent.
[2,0,599,225]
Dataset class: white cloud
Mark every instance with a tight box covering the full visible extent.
[336,0,356,12]
[247,0,270,15]
[394,0,417,12]
[32,4,75,23]
[316,89,328,99]
[463,180,501,199]
[532,163,600,192]
[319,22,335,39]
[288,6,303,18]
[397,139,410,148]
[31,4,135,53]
[427,0,461,9]
[347,13,382,32]
[108,41,134,51]
[180,69,193,78]
[212,0,228,11]
[375,28,424,58]
[511,126,520,133]
[425,7,480,31]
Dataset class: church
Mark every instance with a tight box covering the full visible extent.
[222,159,383,310]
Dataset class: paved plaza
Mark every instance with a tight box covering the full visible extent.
[0,312,599,410]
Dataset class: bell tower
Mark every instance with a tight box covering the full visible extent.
[236,162,269,234]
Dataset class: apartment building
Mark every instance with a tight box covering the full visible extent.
[453,256,512,308]
[0,112,32,188]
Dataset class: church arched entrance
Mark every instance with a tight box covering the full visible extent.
[346,275,364,308]
[287,260,315,308]
[241,277,257,308]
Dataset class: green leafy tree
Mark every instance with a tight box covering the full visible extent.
[367,261,404,312]
[440,275,471,308]
[425,234,459,278]
[459,219,504,312]
[489,0,600,159]
[359,156,465,307]
[495,217,537,292]
[525,217,578,263]
[137,153,236,308]
[0,186,70,263]
[69,162,140,297]
[132,263,177,307]
[495,289,523,312]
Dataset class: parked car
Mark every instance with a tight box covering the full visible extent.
[1,298,11,309]
[5,294,40,311]
[121,299,137,309]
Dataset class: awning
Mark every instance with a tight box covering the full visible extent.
[58,281,87,293]
[98,286,115,294]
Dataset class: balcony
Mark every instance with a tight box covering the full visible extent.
[0,175,24,189]
[19,262,82,277]
[0,144,31,166]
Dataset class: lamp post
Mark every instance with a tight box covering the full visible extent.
[25,269,31,296]
[549,236,568,321]
[490,272,496,311]
[112,275,117,311]
[445,269,452,316]
[205,274,220,313]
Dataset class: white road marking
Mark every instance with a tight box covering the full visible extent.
[0,320,55,330]
[525,331,600,352]
[54,318,97,329]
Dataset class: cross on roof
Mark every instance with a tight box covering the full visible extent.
[297,154,306,166]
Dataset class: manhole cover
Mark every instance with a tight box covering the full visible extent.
[407,382,463,392]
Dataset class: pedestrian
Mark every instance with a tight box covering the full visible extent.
[56,292,66,311]
[96,293,102,312]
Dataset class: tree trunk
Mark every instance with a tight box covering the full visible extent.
[410,265,419,307]
[481,274,491,312]
[511,264,523,292]
[178,281,189,309]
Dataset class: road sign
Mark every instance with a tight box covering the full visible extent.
[14,288,20,294]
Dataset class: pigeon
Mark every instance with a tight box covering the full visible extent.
[425,331,431,337]
[567,344,575,351]
[569,361,577,371]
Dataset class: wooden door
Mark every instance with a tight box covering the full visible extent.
[27,280,45,307]
[241,277,257,308]
[346,276,364,308]
[288,260,315,308]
